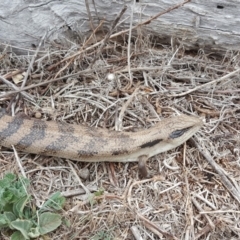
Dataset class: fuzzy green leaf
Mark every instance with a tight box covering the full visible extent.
[10,219,32,239]
[41,192,65,211]
[13,196,30,218]
[10,231,27,240]
[0,213,8,227]
[3,212,17,229]
[28,226,41,238]
[39,212,62,235]
[0,173,16,188]
[0,174,29,212]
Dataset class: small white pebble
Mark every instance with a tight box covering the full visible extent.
[35,112,42,119]
[107,73,116,81]
[79,168,90,180]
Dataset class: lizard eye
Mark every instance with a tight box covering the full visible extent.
[169,127,192,139]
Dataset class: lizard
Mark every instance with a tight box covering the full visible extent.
[0,109,203,177]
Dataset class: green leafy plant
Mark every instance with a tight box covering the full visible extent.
[91,230,113,240]
[0,173,66,240]
[88,188,105,208]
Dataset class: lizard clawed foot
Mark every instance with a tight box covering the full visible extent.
[138,155,149,179]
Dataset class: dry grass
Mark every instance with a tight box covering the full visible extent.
[0,30,240,240]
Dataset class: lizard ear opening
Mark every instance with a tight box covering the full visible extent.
[169,127,192,139]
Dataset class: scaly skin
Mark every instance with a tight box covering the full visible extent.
[0,109,203,177]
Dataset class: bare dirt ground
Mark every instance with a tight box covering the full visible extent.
[0,31,240,239]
